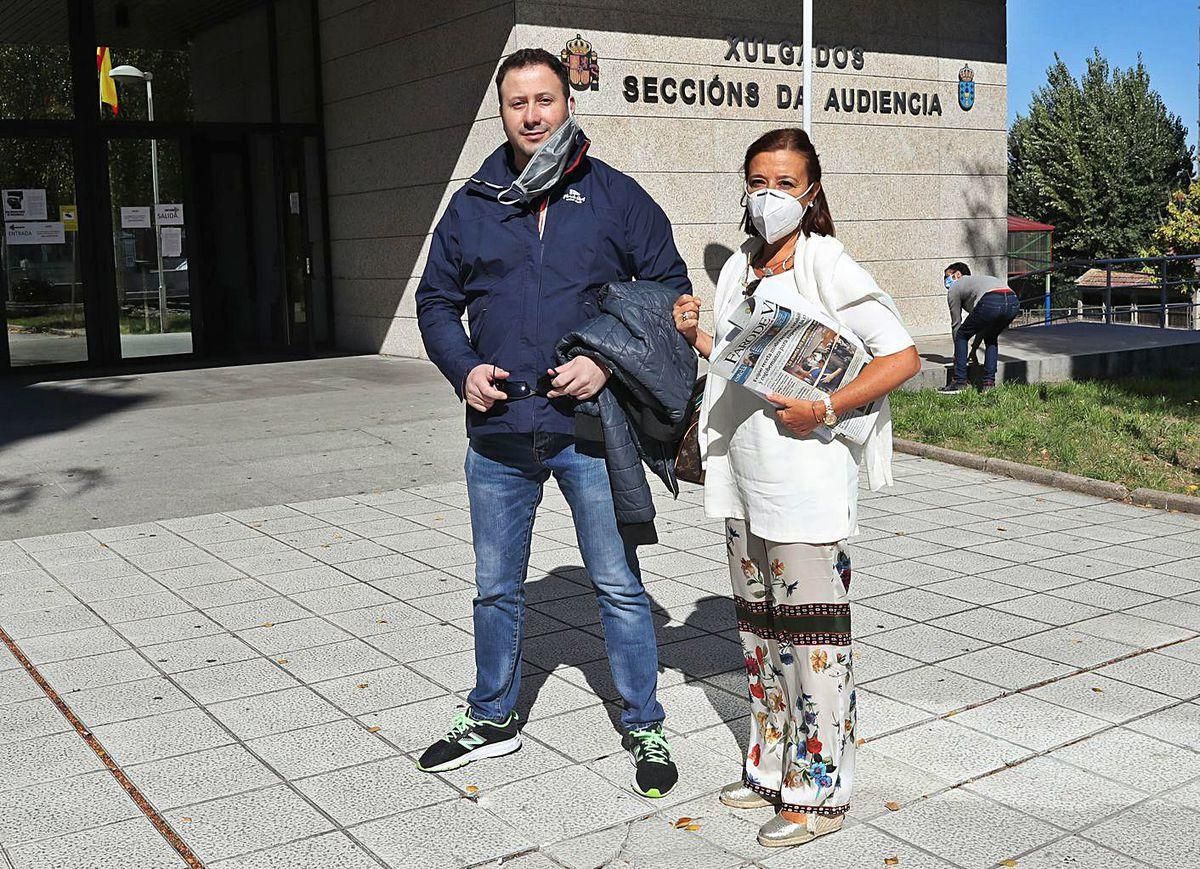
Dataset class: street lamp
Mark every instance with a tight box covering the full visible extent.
[108,64,166,333]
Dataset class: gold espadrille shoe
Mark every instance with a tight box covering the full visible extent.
[718,781,776,809]
[757,812,844,847]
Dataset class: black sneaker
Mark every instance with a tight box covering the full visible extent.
[980,380,996,392]
[938,380,969,394]
[416,709,521,773]
[624,723,678,798]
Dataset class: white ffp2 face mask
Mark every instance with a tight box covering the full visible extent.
[746,183,815,243]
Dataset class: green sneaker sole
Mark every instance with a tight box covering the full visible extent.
[629,773,674,799]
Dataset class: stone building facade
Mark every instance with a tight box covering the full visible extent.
[318,0,1008,357]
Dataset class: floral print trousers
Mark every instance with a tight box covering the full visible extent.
[725,518,856,817]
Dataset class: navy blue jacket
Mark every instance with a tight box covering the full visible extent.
[557,280,698,529]
[415,132,692,436]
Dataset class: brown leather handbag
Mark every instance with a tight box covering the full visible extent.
[673,376,707,485]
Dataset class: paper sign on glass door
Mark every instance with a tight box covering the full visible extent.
[121,207,152,228]
[5,222,66,245]
[160,226,183,258]
[2,189,48,221]
[156,204,184,225]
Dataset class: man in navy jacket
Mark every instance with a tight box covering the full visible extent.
[415,49,691,798]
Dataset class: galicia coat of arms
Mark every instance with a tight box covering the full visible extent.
[959,64,976,111]
[561,34,599,91]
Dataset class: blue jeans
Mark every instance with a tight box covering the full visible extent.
[954,291,1021,383]
[464,433,665,731]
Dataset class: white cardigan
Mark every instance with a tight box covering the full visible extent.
[698,233,907,494]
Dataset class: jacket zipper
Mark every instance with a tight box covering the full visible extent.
[533,196,548,432]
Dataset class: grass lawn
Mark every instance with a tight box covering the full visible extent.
[120,313,191,335]
[9,312,191,335]
[7,312,85,332]
[891,377,1200,496]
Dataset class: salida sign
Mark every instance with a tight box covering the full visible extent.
[607,35,971,117]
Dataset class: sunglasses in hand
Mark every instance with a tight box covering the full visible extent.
[491,366,557,401]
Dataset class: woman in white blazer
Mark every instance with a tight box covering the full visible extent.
[673,128,921,848]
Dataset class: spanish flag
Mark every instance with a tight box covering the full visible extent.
[97,46,118,116]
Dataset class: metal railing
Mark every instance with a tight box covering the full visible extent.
[1013,302,1200,330]
[1009,254,1200,331]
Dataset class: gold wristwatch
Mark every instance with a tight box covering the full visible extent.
[820,395,838,426]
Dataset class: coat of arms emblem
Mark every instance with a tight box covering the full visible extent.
[958,64,976,111]
[560,34,599,91]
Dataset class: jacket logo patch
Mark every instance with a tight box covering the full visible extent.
[563,189,586,204]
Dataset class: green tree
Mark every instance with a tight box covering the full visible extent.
[0,43,192,209]
[1009,50,1193,262]
[0,44,72,121]
[1141,181,1200,302]
[1149,181,1200,255]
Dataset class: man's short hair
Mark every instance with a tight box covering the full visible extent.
[945,262,971,276]
[495,48,570,102]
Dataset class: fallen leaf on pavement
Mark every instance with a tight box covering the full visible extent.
[1000,861,1019,867]
[356,683,369,689]
[884,801,901,812]
[465,786,479,795]
[1091,687,1104,693]
[672,817,695,829]
[684,823,702,832]
[261,622,274,628]
[376,619,389,624]
[276,658,288,665]
[856,738,866,746]
[367,725,381,733]
[884,858,900,866]
[180,817,193,823]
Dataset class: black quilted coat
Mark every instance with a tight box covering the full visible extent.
[556,280,698,541]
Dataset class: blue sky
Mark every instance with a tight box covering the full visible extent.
[1008,0,1196,145]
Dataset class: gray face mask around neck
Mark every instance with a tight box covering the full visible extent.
[497,114,581,206]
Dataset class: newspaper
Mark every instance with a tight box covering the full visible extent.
[709,280,879,445]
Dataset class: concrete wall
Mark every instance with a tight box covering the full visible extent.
[189,5,274,123]
[319,0,1008,357]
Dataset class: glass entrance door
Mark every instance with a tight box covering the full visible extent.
[0,137,88,367]
[108,135,193,359]
[279,134,330,351]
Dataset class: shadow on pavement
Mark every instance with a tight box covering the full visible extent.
[0,375,150,518]
[0,466,107,518]
[516,566,747,756]
[0,375,152,453]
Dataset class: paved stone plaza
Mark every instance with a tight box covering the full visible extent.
[2,447,1200,868]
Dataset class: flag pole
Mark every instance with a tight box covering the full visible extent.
[803,0,813,133]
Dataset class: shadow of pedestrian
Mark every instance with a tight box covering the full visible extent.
[516,565,749,758]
